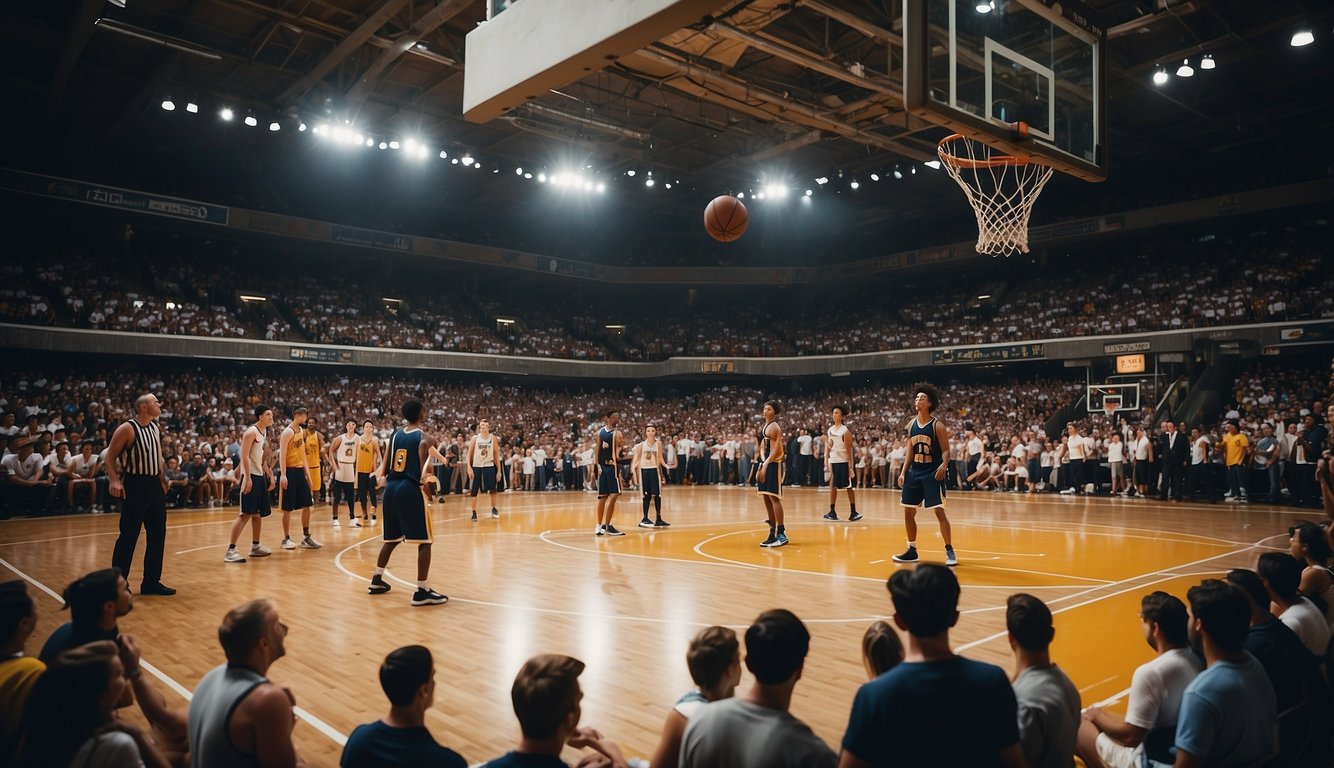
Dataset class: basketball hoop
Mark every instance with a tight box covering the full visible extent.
[938,132,1054,256]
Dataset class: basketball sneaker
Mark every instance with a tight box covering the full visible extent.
[822,511,839,521]
[892,546,919,563]
[771,531,789,547]
[350,517,361,528]
[471,510,478,521]
[654,518,671,527]
[849,511,863,522]
[224,548,246,564]
[368,575,391,595]
[603,525,626,537]
[491,507,500,519]
[300,535,322,549]
[759,530,778,547]
[281,537,296,550]
[411,588,448,606]
[639,518,655,528]
[249,543,272,557]
[595,525,605,536]
[945,546,958,567]
[332,519,341,529]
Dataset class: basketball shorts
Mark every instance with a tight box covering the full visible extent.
[280,468,313,511]
[830,462,852,490]
[597,466,621,498]
[1134,461,1152,484]
[901,468,946,509]
[756,463,783,498]
[383,478,431,543]
[1109,461,1124,480]
[356,472,378,506]
[640,469,661,497]
[470,465,497,495]
[241,474,271,517]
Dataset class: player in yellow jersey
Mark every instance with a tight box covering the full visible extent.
[305,423,324,505]
[278,406,320,550]
[355,420,381,525]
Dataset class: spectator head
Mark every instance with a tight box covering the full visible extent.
[888,564,961,639]
[379,645,435,709]
[1139,590,1189,650]
[913,383,939,413]
[16,640,129,766]
[401,398,423,423]
[15,438,33,457]
[510,654,585,741]
[686,625,741,697]
[1224,568,1270,619]
[0,580,37,651]
[1186,579,1251,655]
[1224,420,1239,434]
[1006,593,1056,653]
[744,609,810,686]
[861,620,904,679]
[1288,522,1332,565]
[62,567,131,630]
[1256,552,1303,603]
[217,598,286,669]
[167,456,179,469]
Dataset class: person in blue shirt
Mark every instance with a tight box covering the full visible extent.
[839,564,1024,768]
[341,646,466,768]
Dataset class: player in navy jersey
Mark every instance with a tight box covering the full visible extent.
[892,383,957,567]
[756,401,789,547]
[367,399,448,606]
[594,409,625,536]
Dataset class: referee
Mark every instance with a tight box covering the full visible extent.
[105,393,175,596]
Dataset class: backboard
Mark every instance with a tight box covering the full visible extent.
[1087,383,1139,413]
[904,0,1107,182]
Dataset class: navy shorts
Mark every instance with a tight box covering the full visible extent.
[901,468,946,509]
[597,466,621,498]
[756,463,784,498]
[280,468,313,511]
[830,462,852,490]
[241,474,271,517]
[470,465,498,495]
[383,478,430,543]
[640,469,661,497]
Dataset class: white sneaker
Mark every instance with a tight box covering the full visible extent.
[281,537,296,550]
[1059,488,1076,495]
[333,519,341,528]
[224,548,246,563]
[595,525,605,536]
[249,543,272,557]
[300,535,322,549]
[350,518,361,528]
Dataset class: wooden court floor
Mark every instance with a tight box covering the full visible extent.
[0,485,1311,766]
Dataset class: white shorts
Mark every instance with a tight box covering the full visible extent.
[1096,731,1145,768]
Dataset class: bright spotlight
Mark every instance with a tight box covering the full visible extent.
[298,122,307,131]
[440,150,448,159]
[626,170,636,177]
[1290,30,1314,47]
[893,169,903,180]
[244,114,258,127]
[1200,54,1215,70]
[736,192,744,199]
[850,180,860,189]
[975,0,995,12]
[461,154,474,166]
[389,140,400,149]
[523,172,532,179]
[664,183,672,189]
[870,173,880,181]
[379,142,388,150]
[596,182,606,193]
[365,138,374,147]
[1176,59,1194,77]
[353,133,365,144]
[924,160,942,170]
[269,121,280,131]
[404,138,418,152]
[538,172,547,182]
[185,102,198,114]
[805,189,812,196]
[645,178,655,188]
[161,99,175,111]
[451,158,458,164]
[220,107,234,121]
[815,176,829,186]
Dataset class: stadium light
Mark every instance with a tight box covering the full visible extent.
[160,99,175,111]
[220,107,234,121]
[815,176,829,186]
[269,121,281,132]
[1290,30,1314,47]
[924,160,942,170]
[1152,67,1169,85]
[389,140,400,150]
[244,112,258,127]
[1200,54,1215,70]
[461,154,474,166]
[804,189,812,196]
[185,102,198,114]
[1176,59,1194,77]
[850,179,860,189]
[975,0,995,13]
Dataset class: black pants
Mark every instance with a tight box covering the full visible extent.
[1162,461,1186,500]
[113,475,167,588]
[1188,463,1213,499]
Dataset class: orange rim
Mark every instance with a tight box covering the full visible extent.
[937,133,1032,169]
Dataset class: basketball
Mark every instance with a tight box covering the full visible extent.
[704,195,748,242]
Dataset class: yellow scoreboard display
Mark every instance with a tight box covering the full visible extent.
[1115,354,1146,374]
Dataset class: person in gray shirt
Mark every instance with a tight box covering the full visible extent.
[680,609,836,768]
[1007,593,1081,768]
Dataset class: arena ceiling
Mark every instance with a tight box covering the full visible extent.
[3,0,1332,229]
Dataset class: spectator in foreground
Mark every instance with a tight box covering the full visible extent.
[649,625,742,768]
[861,619,904,679]
[680,609,836,768]
[341,645,466,767]
[38,567,132,662]
[0,580,44,759]
[1006,593,1080,768]
[840,564,1024,767]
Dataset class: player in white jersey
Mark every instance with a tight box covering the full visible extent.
[466,419,501,522]
[328,420,360,527]
[632,425,671,529]
[224,404,276,563]
[823,405,862,522]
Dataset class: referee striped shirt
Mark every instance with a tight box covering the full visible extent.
[123,419,164,476]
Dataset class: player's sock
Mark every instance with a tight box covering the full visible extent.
[302,528,310,537]
[907,540,916,549]
[374,566,385,576]
[227,543,236,550]
[417,580,427,590]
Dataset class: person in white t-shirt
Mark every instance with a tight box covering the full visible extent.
[1077,591,1202,768]
[965,427,984,486]
[796,429,814,487]
[1187,428,1213,500]
[1132,428,1154,498]
[1061,425,1086,495]
[1106,434,1126,495]
[1258,552,1330,657]
[69,440,101,512]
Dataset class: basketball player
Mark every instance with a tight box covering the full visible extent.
[355,420,381,526]
[631,424,671,529]
[366,399,447,606]
[892,383,957,567]
[105,392,175,594]
[756,401,788,548]
[304,422,324,505]
[224,405,275,563]
[277,406,320,550]
[328,420,360,527]
[594,410,625,536]
[466,419,501,522]
[823,405,861,522]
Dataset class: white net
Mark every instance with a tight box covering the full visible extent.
[938,134,1054,257]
